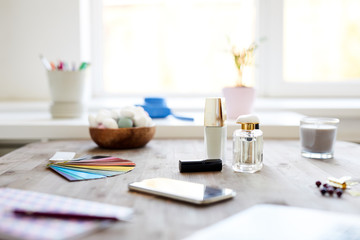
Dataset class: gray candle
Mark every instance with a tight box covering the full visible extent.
[300,118,339,159]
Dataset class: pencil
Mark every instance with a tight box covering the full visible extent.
[39,55,51,70]
[13,209,120,221]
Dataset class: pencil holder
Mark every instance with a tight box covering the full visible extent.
[47,70,90,118]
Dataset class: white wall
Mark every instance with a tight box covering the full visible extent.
[0,0,86,100]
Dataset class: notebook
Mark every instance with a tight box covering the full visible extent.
[0,188,133,240]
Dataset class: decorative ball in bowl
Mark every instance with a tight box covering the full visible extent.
[88,106,155,149]
[89,125,156,149]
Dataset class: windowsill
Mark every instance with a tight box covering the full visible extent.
[0,97,359,143]
[86,97,360,119]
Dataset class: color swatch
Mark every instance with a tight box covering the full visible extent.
[48,156,135,181]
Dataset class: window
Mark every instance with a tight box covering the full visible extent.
[92,0,360,97]
[95,0,256,96]
[283,0,360,84]
[260,0,360,97]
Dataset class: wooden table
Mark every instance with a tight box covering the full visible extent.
[1,139,360,239]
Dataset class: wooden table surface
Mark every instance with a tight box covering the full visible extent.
[0,139,360,239]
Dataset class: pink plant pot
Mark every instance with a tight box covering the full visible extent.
[222,87,256,119]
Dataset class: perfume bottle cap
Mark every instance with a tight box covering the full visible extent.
[204,98,226,127]
[236,114,260,130]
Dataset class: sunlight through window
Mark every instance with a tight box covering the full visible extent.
[103,0,256,95]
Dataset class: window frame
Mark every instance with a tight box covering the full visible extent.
[90,0,105,98]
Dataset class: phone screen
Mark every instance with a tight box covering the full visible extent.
[128,178,236,205]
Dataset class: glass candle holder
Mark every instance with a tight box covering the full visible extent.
[300,117,340,159]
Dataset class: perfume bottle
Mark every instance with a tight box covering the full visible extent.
[232,114,263,173]
[204,98,227,161]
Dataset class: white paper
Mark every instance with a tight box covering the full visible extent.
[49,151,76,162]
[184,204,360,240]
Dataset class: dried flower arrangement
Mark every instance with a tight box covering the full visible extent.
[231,42,258,87]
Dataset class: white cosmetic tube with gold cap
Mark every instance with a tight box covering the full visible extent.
[204,98,227,161]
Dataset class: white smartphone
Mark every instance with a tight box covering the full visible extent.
[128,178,236,205]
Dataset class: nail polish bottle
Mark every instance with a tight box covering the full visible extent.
[204,98,227,161]
[232,114,263,173]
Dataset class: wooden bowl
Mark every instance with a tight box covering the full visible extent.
[89,126,156,149]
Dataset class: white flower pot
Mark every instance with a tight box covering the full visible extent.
[222,87,256,120]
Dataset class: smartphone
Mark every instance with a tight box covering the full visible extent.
[128,178,236,205]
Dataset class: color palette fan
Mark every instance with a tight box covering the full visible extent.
[48,155,135,181]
